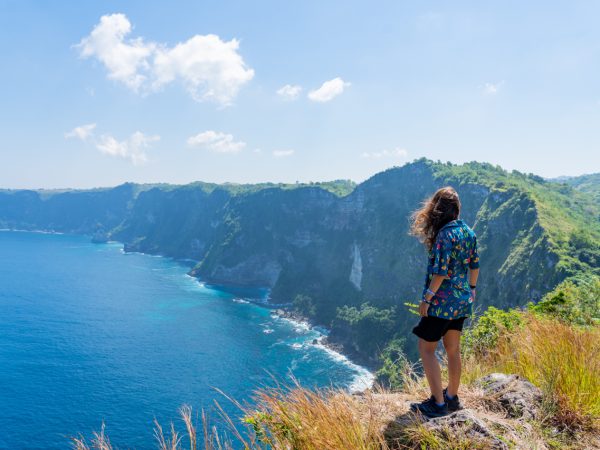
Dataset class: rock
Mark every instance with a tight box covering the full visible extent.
[424,409,509,450]
[91,231,109,243]
[478,373,542,419]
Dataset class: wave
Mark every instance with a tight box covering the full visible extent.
[0,228,65,235]
[313,338,375,393]
[273,313,374,393]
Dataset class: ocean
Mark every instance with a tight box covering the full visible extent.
[0,230,372,449]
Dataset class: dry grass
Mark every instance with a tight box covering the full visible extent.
[72,406,236,450]
[71,380,597,450]
[72,423,114,450]
[466,314,600,432]
[241,382,389,450]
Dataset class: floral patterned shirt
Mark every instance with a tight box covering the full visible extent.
[422,219,480,319]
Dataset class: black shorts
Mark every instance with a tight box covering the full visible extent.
[412,316,467,342]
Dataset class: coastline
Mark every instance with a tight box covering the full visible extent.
[0,228,376,393]
[268,308,375,393]
[0,227,67,234]
[119,243,377,393]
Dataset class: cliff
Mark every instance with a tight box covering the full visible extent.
[2,160,598,366]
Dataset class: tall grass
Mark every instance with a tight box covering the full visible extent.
[242,383,389,450]
[72,406,237,450]
[72,386,391,450]
[465,314,600,431]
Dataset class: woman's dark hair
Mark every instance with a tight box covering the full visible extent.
[410,186,461,250]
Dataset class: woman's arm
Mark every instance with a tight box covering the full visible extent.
[419,274,447,317]
[469,268,479,300]
[469,268,479,287]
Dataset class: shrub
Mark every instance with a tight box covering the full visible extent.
[376,338,410,390]
[332,303,398,356]
[292,294,316,318]
[529,275,600,326]
[461,306,523,357]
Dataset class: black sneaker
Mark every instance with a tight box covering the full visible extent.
[410,395,448,418]
[443,388,463,412]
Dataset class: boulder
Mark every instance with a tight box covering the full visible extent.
[478,373,542,419]
[425,409,509,450]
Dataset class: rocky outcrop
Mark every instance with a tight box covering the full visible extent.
[424,409,509,449]
[379,373,546,450]
[479,373,543,419]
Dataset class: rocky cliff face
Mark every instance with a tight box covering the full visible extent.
[1,160,597,365]
[183,161,585,316]
[0,183,136,234]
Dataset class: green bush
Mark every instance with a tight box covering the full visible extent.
[461,307,524,356]
[529,275,600,326]
[292,294,316,318]
[332,303,399,357]
[375,338,409,390]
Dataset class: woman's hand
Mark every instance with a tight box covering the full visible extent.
[419,300,430,317]
[470,288,476,302]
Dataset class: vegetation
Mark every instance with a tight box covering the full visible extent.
[292,294,316,318]
[430,160,600,278]
[334,304,397,350]
[529,274,600,326]
[182,179,356,197]
[375,338,409,390]
[496,316,599,429]
[461,276,600,431]
[554,173,600,203]
[461,306,524,358]
[2,159,598,368]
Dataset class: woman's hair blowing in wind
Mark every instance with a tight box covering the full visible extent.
[410,186,461,250]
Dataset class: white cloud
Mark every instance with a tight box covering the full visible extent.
[76,14,155,91]
[272,149,295,157]
[277,84,302,100]
[96,131,159,165]
[308,77,350,102]
[152,35,255,105]
[76,13,254,105]
[65,122,158,164]
[64,123,97,141]
[483,81,504,95]
[187,130,246,153]
[361,147,408,159]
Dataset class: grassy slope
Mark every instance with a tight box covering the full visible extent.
[552,173,600,203]
[431,160,600,277]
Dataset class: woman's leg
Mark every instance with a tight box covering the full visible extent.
[418,338,444,403]
[442,330,461,397]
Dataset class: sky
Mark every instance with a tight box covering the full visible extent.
[1,1,599,189]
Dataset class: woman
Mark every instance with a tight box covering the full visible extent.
[408,186,480,418]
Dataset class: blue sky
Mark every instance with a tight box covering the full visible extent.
[1,1,599,189]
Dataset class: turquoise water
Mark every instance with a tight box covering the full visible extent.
[0,230,372,449]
